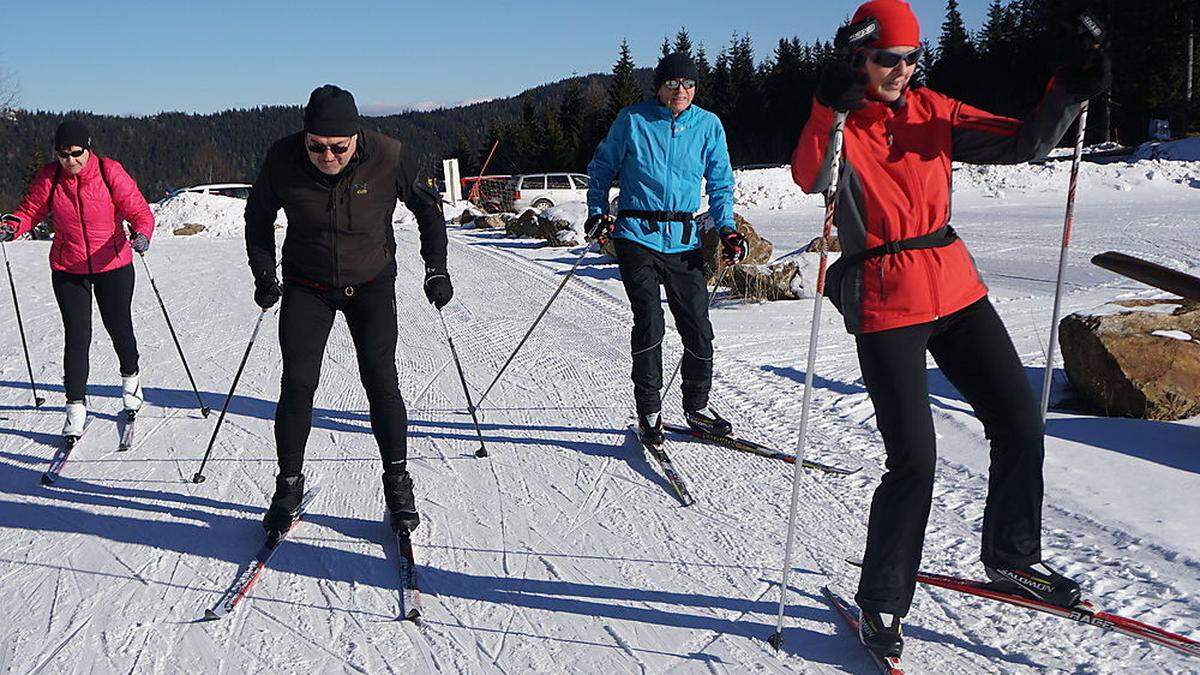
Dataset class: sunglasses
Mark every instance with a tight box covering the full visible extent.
[869,47,923,68]
[306,140,353,155]
[664,78,696,91]
[56,148,87,159]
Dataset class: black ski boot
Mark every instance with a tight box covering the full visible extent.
[858,607,904,660]
[685,407,733,437]
[637,413,664,446]
[383,470,420,534]
[262,474,305,542]
[985,561,1082,607]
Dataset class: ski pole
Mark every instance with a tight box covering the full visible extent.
[1,242,45,407]
[439,308,489,458]
[661,262,733,399]
[138,253,210,417]
[192,308,268,484]
[770,19,878,653]
[1040,13,1104,422]
[475,236,596,409]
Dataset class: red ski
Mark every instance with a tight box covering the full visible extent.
[821,585,905,674]
[912,568,1198,658]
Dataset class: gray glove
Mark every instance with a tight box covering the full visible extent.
[130,232,150,253]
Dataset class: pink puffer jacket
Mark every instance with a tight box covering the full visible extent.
[9,154,154,275]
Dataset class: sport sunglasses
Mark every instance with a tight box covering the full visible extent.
[56,148,87,159]
[306,140,353,155]
[868,47,923,68]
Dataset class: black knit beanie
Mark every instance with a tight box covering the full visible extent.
[654,52,699,88]
[54,120,91,150]
[304,85,360,137]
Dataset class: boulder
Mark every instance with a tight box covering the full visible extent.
[806,235,841,253]
[172,223,206,236]
[452,208,483,226]
[504,209,544,238]
[472,214,505,229]
[698,213,773,284]
[726,261,805,301]
[1059,299,1200,420]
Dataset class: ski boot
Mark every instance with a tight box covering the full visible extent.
[684,407,733,437]
[985,561,1082,607]
[262,474,306,544]
[637,412,664,446]
[383,470,420,534]
[121,371,143,414]
[62,400,87,443]
[858,607,904,660]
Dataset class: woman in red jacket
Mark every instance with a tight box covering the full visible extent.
[791,0,1110,660]
[0,121,155,440]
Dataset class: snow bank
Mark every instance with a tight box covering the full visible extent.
[542,202,589,244]
[1133,136,1200,161]
[153,193,420,238]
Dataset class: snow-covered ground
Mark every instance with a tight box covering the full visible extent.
[0,154,1196,673]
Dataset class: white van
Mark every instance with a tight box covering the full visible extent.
[510,173,591,211]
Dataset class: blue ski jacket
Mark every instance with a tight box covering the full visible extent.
[587,101,736,253]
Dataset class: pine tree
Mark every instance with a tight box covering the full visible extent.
[931,0,979,99]
[674,28,694,59]
[661,37,671,59]
[694,43,713,108]
[559,79,585,166]
[607,39,643,123]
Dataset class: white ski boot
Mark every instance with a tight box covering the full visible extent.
[62,400,87,438]
[121,371,144,412]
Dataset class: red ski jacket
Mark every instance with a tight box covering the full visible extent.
[791,83,1082,334]
[9,154,154,275]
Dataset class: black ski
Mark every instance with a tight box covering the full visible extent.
[395,528,422,622]
[821,585,906,674]
[42,419,91,485]
[117,410,136,452]
[204,486,322,620]
[663,423,860,475]
[1092,251,1200,301]
[629,424,695,506]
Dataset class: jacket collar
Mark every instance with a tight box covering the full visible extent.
[652,101,698,124]
[854,90,908,124]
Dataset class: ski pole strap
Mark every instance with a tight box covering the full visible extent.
[837,225,959,268]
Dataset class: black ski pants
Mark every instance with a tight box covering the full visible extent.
[854,297,1044,616]
[614,238,714,416]
[51,264,139,402]
[276,276,407,477]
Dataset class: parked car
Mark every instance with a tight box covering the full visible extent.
[165,183,252,201]
[509,173,592,211]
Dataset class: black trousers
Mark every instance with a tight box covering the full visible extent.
[276,276,407,476]
[854,297,1044,616]
[614,238,714,416]
[51,264,139,402]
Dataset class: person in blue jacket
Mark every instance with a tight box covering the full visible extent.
[586,52,747,445]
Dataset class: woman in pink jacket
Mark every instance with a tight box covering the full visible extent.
[0,121,155,439]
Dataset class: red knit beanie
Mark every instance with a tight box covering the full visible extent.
[852,0,921,49]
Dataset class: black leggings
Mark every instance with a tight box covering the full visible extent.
[854,297,1045,616]
[51,264,139,402]
[614,238,715,416]
[275,276,407,476]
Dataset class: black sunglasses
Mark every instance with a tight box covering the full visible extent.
[869,47,923,68]
[664,78,696,90]
[306,140,353,155]
[56,148,87,159]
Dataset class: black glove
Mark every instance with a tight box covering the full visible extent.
[424,267,453,309]
[130,232,150,253]
[254,272,282,309]
[584,214,616,246]
[1056,13,1111,102]
[0,214,17,243]
[720,229,748,265]
[816,59,869,112]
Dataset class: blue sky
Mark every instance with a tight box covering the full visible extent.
[3,1,989,116]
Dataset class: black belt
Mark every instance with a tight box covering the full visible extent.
[837,225,959,268]
[284,273,385,297]
[617,209,695,223]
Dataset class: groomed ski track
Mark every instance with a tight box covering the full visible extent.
[0,192,1196,673]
